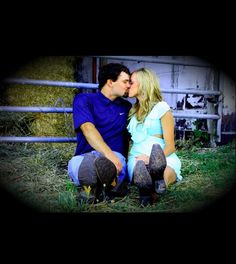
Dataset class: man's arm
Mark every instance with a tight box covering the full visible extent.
[80,122,122,174]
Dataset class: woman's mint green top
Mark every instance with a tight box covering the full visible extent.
[127,101,170,142]
[127,101,182,182]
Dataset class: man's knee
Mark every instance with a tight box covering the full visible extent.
[68,155,85,186]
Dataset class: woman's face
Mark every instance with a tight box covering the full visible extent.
[128,73,139,98]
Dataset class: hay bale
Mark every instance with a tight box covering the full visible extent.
[2,56,77,137]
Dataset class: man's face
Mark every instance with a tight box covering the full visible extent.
[111,71,131,97]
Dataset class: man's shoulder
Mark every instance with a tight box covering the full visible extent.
[73,92,97,103]
[74,92,96,99]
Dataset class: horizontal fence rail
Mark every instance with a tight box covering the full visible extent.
[0,106,72,113]
[0,78,221,143]
[2,78,221,95]
[0,106,220,119]
[0,137,77,143]
[173,113,219,119]
[3,78,99,89]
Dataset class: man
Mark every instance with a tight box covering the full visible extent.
[68,63,132,202]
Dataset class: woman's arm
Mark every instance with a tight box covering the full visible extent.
[161,110,176,156]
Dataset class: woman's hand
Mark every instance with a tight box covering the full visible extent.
[135,154,150,165]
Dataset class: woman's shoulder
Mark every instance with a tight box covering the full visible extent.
[149,101,170,118]
[156,101,170,109]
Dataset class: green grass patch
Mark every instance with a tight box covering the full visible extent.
[0,140,235,213]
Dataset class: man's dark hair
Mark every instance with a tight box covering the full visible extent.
[98,63,130,90]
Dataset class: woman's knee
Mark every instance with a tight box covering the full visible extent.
[164,166,176,186]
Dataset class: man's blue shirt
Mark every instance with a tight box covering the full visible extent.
[73,91,132,157]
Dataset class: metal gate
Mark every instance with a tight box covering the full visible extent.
[0,77,222,144]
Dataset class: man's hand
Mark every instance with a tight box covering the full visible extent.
[81,122,123,175]
[105,153,122,175]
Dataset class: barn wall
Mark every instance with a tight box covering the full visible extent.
[102,56,236,137]
[75,56,235,143]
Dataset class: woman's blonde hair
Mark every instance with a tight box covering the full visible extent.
[128,68,163,122]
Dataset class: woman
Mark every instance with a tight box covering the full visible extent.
[127,68,182,204]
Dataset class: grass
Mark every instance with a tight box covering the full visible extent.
[0,140,235,213]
